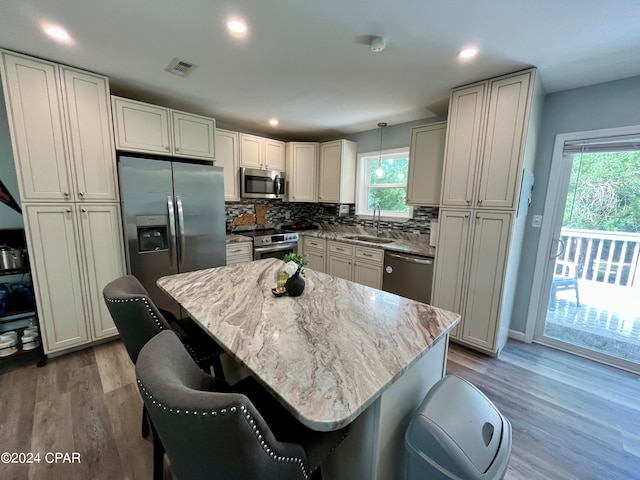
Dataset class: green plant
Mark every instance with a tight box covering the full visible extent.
[283,253,308,276]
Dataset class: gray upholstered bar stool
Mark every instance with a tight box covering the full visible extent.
[102,275,226,437]
[136,330,350,480]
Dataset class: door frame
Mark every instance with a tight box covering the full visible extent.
[524,124,640,343]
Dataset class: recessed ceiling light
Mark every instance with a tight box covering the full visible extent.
[226,19,247,35]
[457,47,478,59]
[42,24,71,42]
[269,118,279,126]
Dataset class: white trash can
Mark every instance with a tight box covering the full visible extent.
[405,375,512,480]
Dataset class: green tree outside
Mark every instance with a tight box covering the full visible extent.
[366,157,409,212]
[564,151,640,233]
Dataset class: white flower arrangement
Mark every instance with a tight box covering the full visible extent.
[283,260,299,276]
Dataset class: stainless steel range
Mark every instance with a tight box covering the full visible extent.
[238,229,299,261]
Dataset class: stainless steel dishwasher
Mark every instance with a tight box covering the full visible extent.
[382,251,434,304]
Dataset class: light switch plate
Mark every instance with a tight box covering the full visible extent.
[532,215,543,228]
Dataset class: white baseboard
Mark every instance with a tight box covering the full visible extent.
[508,329,526,342]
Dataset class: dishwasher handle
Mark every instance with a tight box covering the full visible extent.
[386,252,433,265]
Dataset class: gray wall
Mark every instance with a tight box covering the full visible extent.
[511,74,640,334]
[336,117,446,154]
[0,85,23,229]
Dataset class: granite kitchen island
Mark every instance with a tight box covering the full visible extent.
[158,258,459,479]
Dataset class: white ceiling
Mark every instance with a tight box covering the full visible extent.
[1,0,640,140]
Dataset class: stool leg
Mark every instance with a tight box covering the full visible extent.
[211,355,225,381]
[142,405,150,438]
[152,424,165,480]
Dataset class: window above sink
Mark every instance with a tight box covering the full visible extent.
[356,147,414,220]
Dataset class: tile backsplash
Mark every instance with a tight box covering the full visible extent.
[225,200,438,234]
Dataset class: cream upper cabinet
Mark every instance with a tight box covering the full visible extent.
[239,134,262,169]
[215,129,240,201]
[318,140,357,203]
[112,96,171,154]
[477,72,532,209]
[239,133,285,170]
[440,83,486,208]
[1,52,117,202]
[441,70,534,210]
[1,53,72,202]
[24,204,124,353]
[264,138,286,170]
[406,122,447,206]
[171,110,216,160]
[286,142,318,202]
[61,67,118,202]
[112,96,216,160]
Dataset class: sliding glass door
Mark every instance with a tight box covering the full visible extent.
[534,134,640,373]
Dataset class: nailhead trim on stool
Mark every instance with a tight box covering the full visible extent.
[137,379,309,479]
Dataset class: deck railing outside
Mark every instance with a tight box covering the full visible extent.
[558,228,640,288]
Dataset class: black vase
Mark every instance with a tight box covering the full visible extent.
[285,270,305,297]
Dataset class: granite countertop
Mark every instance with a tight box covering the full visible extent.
[299,225,436,257]
[225,233,253,244]
[157,258,459,431]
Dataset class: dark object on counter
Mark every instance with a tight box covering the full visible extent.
[285,270,305,297]
[0,283,10,315]
[281,223,319,231]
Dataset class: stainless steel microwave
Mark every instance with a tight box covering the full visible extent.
[240,167,286,199]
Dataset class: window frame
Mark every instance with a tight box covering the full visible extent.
[355,147,414,220]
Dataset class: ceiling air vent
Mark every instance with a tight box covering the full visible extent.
[165,57,198,77]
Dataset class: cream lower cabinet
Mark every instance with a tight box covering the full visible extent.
[226,242,252,265]
[327,241,383,289]
[353,246,384,290]
[24,204,125,353]
[302,237,326,273]
[432,209,512,354]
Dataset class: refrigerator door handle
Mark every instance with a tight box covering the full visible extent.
[167,195,176,267]
[176,195,186,267]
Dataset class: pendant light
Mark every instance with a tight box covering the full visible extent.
[375,122,387,179]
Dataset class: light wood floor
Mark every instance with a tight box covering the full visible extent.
[1,339,639,479]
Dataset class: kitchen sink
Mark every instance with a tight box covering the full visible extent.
[344,235,393,244]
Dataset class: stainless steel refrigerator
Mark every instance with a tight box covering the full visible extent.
[119,155,226,318]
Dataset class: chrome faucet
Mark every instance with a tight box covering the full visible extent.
[373,204,381,235]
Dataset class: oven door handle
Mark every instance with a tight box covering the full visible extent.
[254,244,297,254]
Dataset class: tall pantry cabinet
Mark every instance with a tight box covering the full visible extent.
[432,69,543,356]
[0,50,125,354]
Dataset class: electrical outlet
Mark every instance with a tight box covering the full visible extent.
[285,211,291,220]
[532,215,543,228]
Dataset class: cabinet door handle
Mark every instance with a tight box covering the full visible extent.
[63,192,70,197]
[362,253,373,257]
[81,208,87,213]
[165,146,171,151]
[79,191,85,197]
[175,147,181,152]
[466,199,471,204]
[66,208,72,213]
[478,199,483,204]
